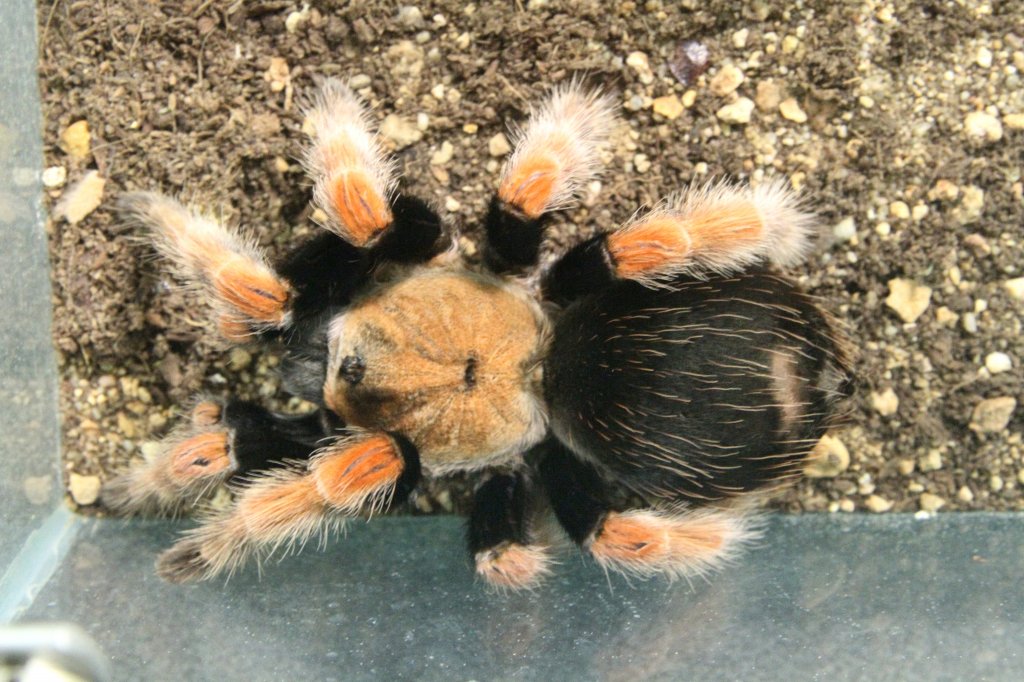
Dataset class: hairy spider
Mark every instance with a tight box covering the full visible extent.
[106,79,852,590]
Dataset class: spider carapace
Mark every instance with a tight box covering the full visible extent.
[107,79,852,589]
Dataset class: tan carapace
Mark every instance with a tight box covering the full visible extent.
[324,268,549,474]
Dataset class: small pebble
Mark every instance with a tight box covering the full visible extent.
[1003,113,1024,130]
[919,449,943,472]
[885,278,932,323]
[397,5,425,28]
[229,347,252,371]
[69,473,101,506]
[60,120,91,159]
[54,170,105,225]
[379,115,423,148]
[652,95,685,120]
[779,98,807,123]
[833,216,856,242]
[488,132,512,157]
[970,397,1016,433]
[732,28,749,49]
[990,475,1004,492]
[710,64,744,96]
[935,306,958,327]
[668,40,710,86]
[964,111,1003,142]
[897,459,915,476]
[975,46,993,68]
[957,486,974,503]
[870,388,899,416]
[285,5,310,32]
[349,74,372,89]
[626,51,654,84]
[889,200,910,220]
[804,434,850,478]
[865,495,893,513]
[962,312,979,334]
[928,179,959,201]
[1003,277,1024,301]
[755,80,783,112]
[984,352,1012,374]
[430,140,454,166]
[42,166,67,188]
[444,196,461,212]
[716,97,754,124]
[919,493,945,512]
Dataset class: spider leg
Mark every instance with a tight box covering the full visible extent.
[536,440,758,581]
[542,179,816,305]
[121,193,293,341]
[103,398,331,515]
[303,79,445,263]
[468,472,553,590]
[156,430,421,583]
[484,80,616,272]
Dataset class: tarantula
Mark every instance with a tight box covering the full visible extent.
[106,78,852,589]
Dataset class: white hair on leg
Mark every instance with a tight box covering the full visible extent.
[607,179,817,287]
[498,80,617,217]
[302,78,398,245]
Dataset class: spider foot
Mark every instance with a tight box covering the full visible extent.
[475,542,552,591]
[103,399,236,515]
[588,508,758,580]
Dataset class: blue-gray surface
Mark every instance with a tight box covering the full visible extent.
[18,514,1024,682]
[0,0,62,578]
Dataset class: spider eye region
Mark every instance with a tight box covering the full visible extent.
[464,355,478,390]
[340,354,366,385]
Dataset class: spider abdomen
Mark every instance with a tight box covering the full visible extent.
[543,272,851,503]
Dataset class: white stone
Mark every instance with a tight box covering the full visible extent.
[975,46,993,68]
[42,166,67,188]
[885,278,932,323]
[69,473,101,506]
[865,495,893,513]
[964,111,1003,142]
[716,97,755,124]
[919,493,945,512]
[732,28,749,49]
[833,216,856,242]
[488,132,512,157]
[430,141,454,166]
[870,388,899,416]
[985,352,1012,374]
[779,98,807,123]
[1003,277,1024,301]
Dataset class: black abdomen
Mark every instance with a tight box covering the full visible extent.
[543,272,851,504]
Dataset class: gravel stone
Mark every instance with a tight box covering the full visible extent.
[716,97,754,124]
[970,397,1017,433]
[885,278,932,323]
[69,473,101,506]
[984,352,1012,374]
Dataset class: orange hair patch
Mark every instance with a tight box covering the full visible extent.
[330,171,393,245]
[607,217,695,279]
[168,431,232,485]
[498,154,560,218]
[312,435,404,508]
[590,511,727,567]
[212,255,291,324]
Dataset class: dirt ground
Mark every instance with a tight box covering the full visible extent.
[39,0,1023,516]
